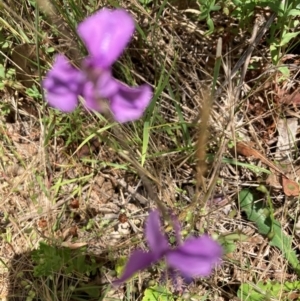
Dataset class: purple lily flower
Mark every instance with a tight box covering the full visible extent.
[114,210,222,285]
[43,8,152,123]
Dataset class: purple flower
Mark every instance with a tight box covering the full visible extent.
[43,8,152,123]
[114,210,222,285]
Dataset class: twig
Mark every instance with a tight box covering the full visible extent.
[234,16,261,100]
[113,177,149,205]
[216,12,276,97]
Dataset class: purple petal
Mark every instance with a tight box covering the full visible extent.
[145,210,169,257]
[43,55,82,112]
[96,70,119,98]
[114,250,157,286]
[81,69,119,111]
[81,81,101,111]
[77,8,135,68]
[110,83,152,123]
[166,236,222,277]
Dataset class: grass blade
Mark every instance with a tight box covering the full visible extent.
[239,189,300,275]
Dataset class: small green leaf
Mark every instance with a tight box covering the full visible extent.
[142,285,175,301]
[223,242,236,254]
[278,66,290,80]
[115,257,127,277]
[206,18,215,34]
[222,233,248,242]
[238,280,300,301]
[287,9,300,16]
[138,0,152,5]
[279,31,300,47]
[270,44,279,64]
[210,5,221,11]
[46,47,55,53]
[0,64,5,79]
[239,190,300,275]
[1,41,10,49]
[223,7,230,15]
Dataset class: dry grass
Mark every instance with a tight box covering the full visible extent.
[0,0,300,300]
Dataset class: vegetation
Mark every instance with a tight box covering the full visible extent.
[0,0,300,300]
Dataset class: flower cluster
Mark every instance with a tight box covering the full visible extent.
[114,210,222,285]
[43,8,152,123]
[43,8,222,286]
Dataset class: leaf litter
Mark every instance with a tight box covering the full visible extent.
[1,1,300,300]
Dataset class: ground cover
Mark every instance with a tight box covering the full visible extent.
[0,0,300,300]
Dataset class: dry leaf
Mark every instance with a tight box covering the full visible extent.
[118,213,128,223]
[37,218,47,229]
[62,226,79,240]
[70,199,80,209]
[266,173,282,190]
[61,242,87,249]
[69,226,78,237]
[275,118,298,161]
[237,142,300,196]
[236,142,283,174]
[280,89,300,106]
[282,177,300,196]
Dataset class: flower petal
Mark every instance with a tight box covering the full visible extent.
[145,210,169,257]
[166,236,222,277]
[77,8,135,68]
[43,55,82,112]
[114,250,157,286]
[82,69,119,111]
[110,83,152,123]
[81,81,101,111]
[96,70,119,98]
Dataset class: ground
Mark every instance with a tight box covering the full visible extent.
[0,0,300,300]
